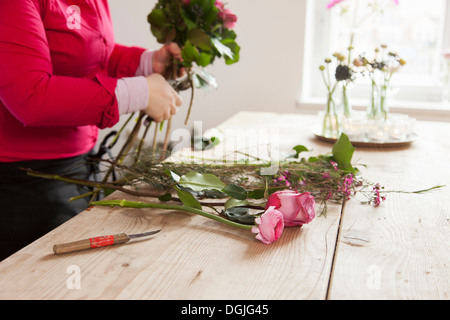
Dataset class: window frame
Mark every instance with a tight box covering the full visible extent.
[298,0,450,122]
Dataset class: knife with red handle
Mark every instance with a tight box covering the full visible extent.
[53,230,161,255]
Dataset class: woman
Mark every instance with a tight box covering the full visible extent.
[0,0,183,260]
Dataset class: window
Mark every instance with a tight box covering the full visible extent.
[300,0,450,117]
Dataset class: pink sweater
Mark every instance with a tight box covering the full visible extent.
[0,0,146,162]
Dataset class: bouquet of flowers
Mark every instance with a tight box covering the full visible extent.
[148,0,240,123]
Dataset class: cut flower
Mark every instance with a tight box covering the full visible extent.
[252,206,285,245]
[266,190,316,227]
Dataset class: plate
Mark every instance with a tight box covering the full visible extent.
[311,126,420,148]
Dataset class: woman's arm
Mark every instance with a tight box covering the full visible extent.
[0,0,119,129]
[107,44,147,78]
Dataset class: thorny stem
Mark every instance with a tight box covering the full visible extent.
[184,75,195,125]
[136,120,152,163]
[162,117,172,159]
[89,112,146,203]
[25,169,266,209]
[92,199,254,231]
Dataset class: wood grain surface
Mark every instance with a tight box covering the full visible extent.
[0,112,448,300]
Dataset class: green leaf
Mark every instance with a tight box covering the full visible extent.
[247,187,286,199]
[212,38,234,60]
[220,39,240,65]
[190,0,213,14]
[174,186,202,210]
[223,207,255,225]
[147,9,167,29]
[224,198,250,210]
[332,133,355,168]
[196,52,212,67]
[292,145,309,159]
[150,26,168,44]
[181,42,199,66]
[222,184,247,200]
[159,193,173,202]
[192,69,218,90]
[180,10,197,30]
[188,28,212,51]
[165,169,180,182]
[178,172,226,192]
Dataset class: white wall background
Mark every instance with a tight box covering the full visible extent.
[107,0,308,135]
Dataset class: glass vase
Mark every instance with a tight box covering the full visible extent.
[322,92,340,138]
[340,82,352,118]
[379,85,389,121]
[367,82,389,121]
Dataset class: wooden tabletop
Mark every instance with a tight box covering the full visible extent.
[0,111,449,300]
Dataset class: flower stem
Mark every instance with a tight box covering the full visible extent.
[184,76,195,125]
[92,199,254,231]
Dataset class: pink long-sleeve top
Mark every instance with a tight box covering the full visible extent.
[0,0,146,162]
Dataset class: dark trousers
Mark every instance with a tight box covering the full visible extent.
[0,153,94,261]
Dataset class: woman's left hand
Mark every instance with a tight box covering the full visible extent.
[152,43,184,77]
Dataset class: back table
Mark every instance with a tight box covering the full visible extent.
[0,111,448,300]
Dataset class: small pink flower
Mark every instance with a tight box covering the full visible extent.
[215,0,237,29]
[265,190,315,227]
[330,160,338,171]
[252,206,284,244]
[182,0,191,5]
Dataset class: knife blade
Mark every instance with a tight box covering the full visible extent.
[53,229,161,255]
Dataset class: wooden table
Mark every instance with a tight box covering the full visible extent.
[0,111,449,300]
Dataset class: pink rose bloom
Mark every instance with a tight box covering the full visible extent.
[252,206,284,244]
[215,0,237,29]
[265,190,315,227]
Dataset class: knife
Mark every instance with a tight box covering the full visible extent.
[53,230,161,255]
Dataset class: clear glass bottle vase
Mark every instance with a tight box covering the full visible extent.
[340,82,352,118]
[367,83,389,121]
[322,92,340,138]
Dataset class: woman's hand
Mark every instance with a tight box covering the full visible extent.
[145,74,183,123]
[152,43,185,77]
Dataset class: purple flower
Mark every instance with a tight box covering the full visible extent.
[339,174,354,200]
[373,183,386,207]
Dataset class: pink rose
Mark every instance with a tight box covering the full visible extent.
[252,206,284,244]
[265,190,315,227]
[215,0,237,29]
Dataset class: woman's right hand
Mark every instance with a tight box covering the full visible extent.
[145,74,183,123]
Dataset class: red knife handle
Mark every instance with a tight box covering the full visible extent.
[53,233,130,255]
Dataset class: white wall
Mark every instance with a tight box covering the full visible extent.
[107,0,308,133]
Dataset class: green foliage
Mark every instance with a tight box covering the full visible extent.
[222,184,247,200]
[148,0,240,86]
[292,145,310,159]
[174,185,202,209]
[223,207,255,225]
[178,171,226,192]
[331,133,355,170]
